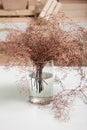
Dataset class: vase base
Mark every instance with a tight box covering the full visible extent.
[29,96,53,105]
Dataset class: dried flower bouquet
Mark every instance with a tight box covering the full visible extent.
[0,12,87,120]
[0,13,87,91]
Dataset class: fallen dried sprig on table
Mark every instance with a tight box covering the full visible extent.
[53,67,87,121]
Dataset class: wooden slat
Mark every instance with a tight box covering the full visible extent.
[0,17,33,23]
[62,3,87,10]
[62,3,87,23]
[39,0,62,18]
[0,9,34,17]
[39,0,53,18]
[61,0,87,3]
[53,2,62,15]
[46,0,57,16]
[65,17,87,23]
[64,11,87,17]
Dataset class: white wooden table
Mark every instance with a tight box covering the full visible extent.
[0,66,87,130]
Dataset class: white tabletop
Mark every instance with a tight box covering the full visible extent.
[0,66,87,130]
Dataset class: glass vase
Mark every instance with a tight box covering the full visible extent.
[29,61,54,105]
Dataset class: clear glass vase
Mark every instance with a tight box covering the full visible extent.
[29,61,54,105]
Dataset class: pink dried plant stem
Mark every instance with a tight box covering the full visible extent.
[53,67,87,121]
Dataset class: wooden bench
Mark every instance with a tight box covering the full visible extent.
[0,0,62,21]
